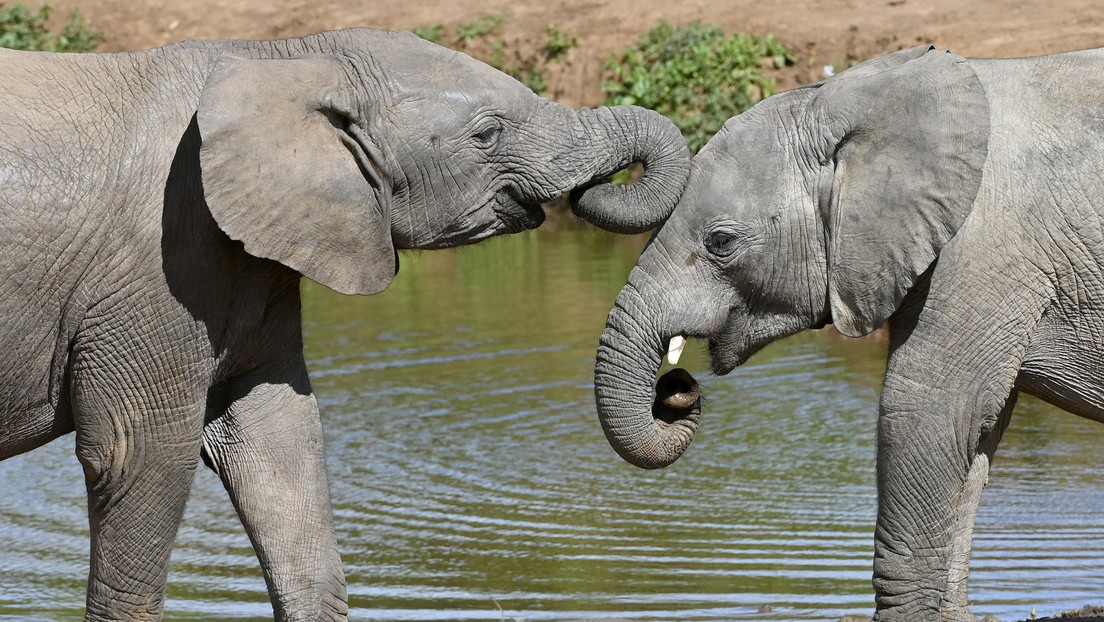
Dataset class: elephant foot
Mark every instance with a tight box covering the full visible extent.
[871,604,980,622]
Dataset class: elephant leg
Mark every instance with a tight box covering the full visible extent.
[202,366,347,622]
[71,352,207,621]
[872,364,1016,622]
[943,393,1015,614]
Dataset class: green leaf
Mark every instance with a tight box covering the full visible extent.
[0,3,100,52]
[602,21,793,153]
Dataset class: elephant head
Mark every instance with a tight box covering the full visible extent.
[595,46,990,469]
[196,29,690,296]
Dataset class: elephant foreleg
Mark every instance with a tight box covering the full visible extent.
[202,366,347,622]
[943,393,1015,615]
[872,370,1016,622]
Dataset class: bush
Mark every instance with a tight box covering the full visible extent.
[0,2,100,52]
[542,24,576,62]
[410,23,444,46]
[602,21,794,153]
[412,15,577,96]
[455,13,506,42]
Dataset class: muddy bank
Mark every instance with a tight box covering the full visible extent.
[48,0,1104,110]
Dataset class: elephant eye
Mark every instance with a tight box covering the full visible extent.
[472,122,502,149]
[704,229,740,258]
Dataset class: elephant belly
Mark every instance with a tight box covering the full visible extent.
[1018,313,1104,423]
[0,308,73,460]
[0,401,72,460]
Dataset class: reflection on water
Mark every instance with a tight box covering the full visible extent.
[2,214,1104,621]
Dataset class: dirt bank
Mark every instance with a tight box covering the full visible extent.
[47,0,1104,108]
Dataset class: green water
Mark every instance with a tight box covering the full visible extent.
[3,214,1104,621]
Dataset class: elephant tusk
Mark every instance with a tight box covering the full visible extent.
[667,335,686,365]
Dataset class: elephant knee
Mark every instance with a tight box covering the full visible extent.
[75,420,129,494]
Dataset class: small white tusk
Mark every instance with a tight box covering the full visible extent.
[667,335,686,365]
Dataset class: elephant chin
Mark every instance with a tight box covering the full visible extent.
[707,337,742,376]
[706,312,762,376]
[493,191,546,234]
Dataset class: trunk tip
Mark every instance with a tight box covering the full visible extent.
[612,367,701,470]
[654,367,700,417]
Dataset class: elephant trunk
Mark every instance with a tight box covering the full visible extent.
[565,105,690,234]
[594,282,700,469]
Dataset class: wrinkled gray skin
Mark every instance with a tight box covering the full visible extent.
[0,29,689,621]
[596,44,1104,621]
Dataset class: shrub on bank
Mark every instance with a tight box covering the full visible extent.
[0,2,100,52]
[602,21,795,153]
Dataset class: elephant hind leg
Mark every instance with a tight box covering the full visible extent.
[69,314,211,621]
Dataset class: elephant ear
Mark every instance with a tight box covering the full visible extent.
[197,55,396,296]
[813,47,989,336]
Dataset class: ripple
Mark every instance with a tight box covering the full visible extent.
[6,233,1104,621]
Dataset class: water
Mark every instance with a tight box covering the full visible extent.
[3,214,1104,621]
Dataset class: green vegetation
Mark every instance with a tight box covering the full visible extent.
[486,39,547,94]
[504,24,577,93]
[412,14,577,96]
[455,12,506,42]
[602,21,795,153]
[542,24,576,61]
[412,15,794,134]
[0,2,100,52]
[410,22,445,46]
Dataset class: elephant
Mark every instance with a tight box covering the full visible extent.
[0,28,690,621]
[593,44,1104,621]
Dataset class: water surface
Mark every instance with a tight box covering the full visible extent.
[2,216,1104,621]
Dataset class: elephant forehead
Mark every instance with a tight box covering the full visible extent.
[388,80,525,135]
[386,46,526,103]
[690,137,794,205]
[709,116,790,162]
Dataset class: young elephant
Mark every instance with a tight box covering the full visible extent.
[594,44,1104,621]
[0,29,689,621]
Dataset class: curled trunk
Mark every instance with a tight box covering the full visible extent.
[566,105,690,234]
[594,283,700,469]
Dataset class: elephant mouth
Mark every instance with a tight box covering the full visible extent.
[494,190,546,233]
[661,330,742,378]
